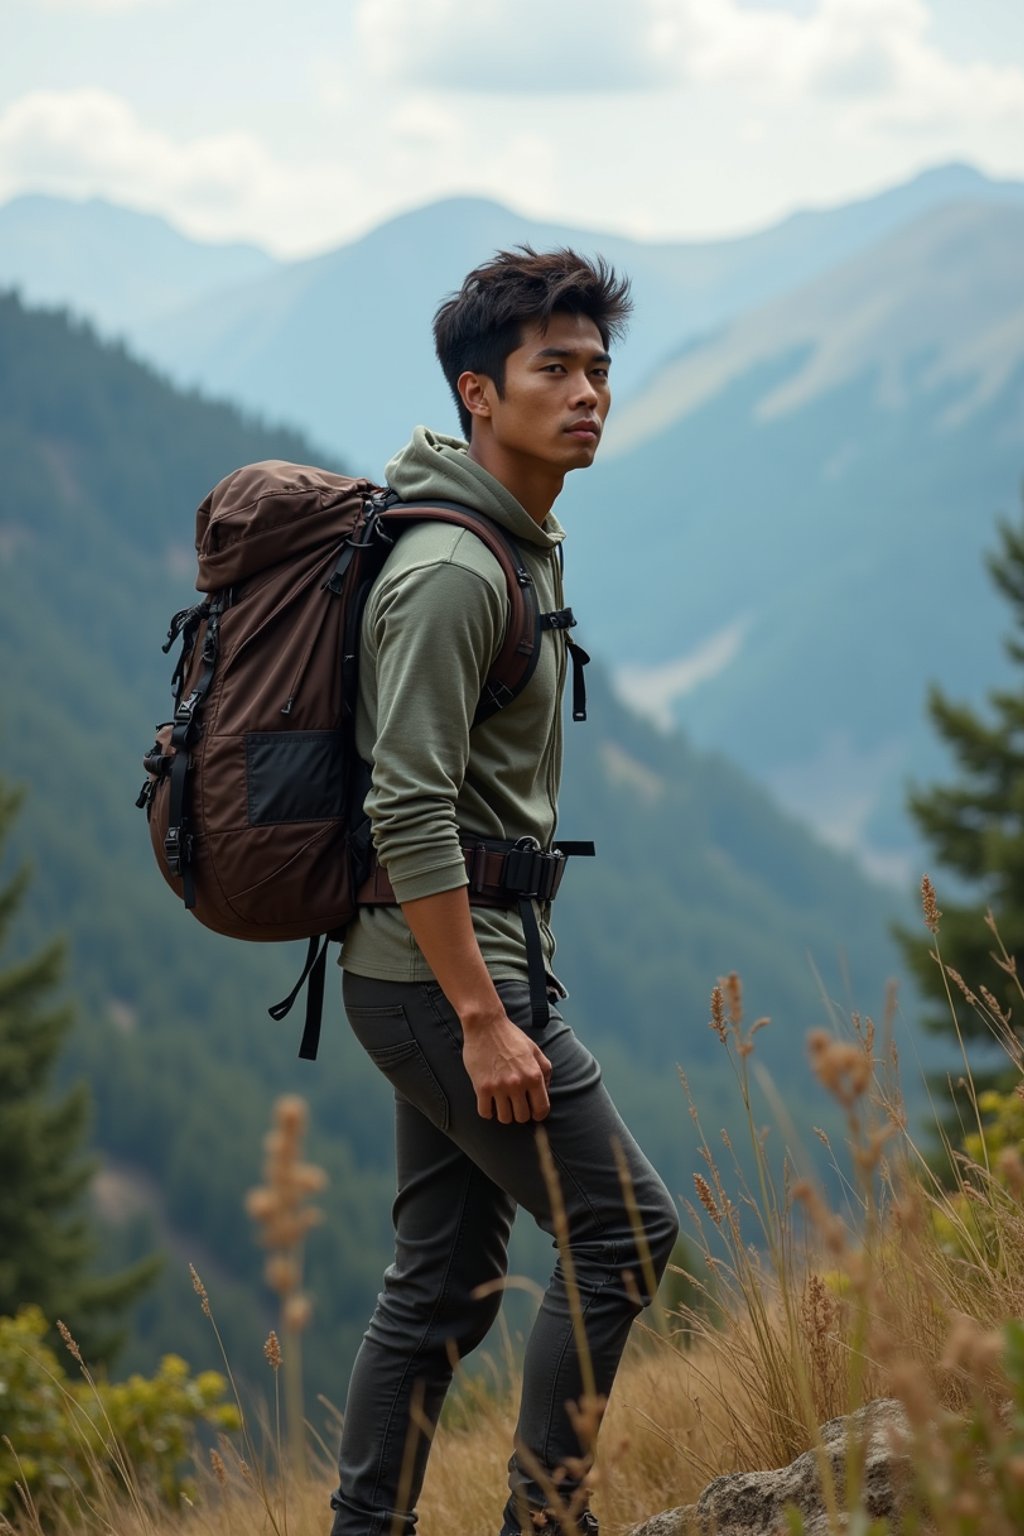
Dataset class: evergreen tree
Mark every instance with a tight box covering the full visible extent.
[896,498,1024,1048]
[0,780,157,1362]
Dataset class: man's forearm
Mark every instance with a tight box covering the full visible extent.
[399,885,505,1028]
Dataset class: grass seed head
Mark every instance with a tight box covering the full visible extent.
[946,967,978,1007]
[693,1173,722,1226]
[264,1329,282,1369]
[56,1319,82,1364]
[724,971,743,1026]
[921,875,941,934]
[265,1255,300,1296]
[807,1030,872,1107]
[980,985,1011,1025]
[709,985,726,1043]
[189,1262,211,1317]
[274,1093,308,1140]
[284,1294,312,1333]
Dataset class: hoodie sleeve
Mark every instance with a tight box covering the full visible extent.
[361,553,507,903]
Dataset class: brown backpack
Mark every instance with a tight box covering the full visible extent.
[137,459,588,1056]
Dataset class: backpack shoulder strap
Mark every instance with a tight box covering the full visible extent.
[377,499,541,725]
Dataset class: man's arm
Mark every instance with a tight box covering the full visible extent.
[362,549,551,1122]
[400,886,551,1123]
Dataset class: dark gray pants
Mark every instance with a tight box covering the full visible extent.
[329,974,679,1536]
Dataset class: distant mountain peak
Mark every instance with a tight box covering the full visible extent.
[907,161,989,189]
[0,191,278,335]
[0,190,273,260]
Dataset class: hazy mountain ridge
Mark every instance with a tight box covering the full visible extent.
[0,293,906,1387]
[605,201,1024,456]
[4,163,1020,471]
[135,166,1024,471]
[0,193,278,335]
[558,199,1024,878]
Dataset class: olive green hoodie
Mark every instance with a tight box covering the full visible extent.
[340,426,575,987]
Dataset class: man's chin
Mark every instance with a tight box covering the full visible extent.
[560,440,600,470]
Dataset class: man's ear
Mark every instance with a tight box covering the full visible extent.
[458,370,493,422]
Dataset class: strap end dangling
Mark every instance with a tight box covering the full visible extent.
[568,637,590,722]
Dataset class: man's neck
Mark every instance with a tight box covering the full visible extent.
[467,440,563,527]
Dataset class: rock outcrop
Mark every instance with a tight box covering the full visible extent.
[630,1399,916,1536]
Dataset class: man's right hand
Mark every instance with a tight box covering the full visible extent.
[399,884,552,1123]
[461,1011,552,1123]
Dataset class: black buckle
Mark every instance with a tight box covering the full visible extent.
[142,747,170,778]
[163,826,193,877]
[503,838,563,901]
[164,826,181,875]
[540,606,577,631]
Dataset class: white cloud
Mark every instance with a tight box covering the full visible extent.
[0,86,560,256]
[355,0,1024,131]
[3,4,1023,259]
[354,0,670,91]
[0,89,360,249]
[0,90,262,203]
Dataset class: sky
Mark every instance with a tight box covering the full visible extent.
[3,0,1024,258]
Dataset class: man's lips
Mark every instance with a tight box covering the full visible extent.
[565,421,601,440]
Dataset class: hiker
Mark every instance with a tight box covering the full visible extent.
[329,247,680,1536]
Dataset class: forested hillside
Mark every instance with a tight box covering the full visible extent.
[0,293,908,1401]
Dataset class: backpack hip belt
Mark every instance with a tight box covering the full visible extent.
[358,836,595,1029]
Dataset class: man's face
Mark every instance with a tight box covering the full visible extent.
[472,311,612,474]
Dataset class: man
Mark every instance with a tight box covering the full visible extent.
[331,248,679,1536]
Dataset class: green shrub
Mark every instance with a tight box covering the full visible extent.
[0,1305,240,1519]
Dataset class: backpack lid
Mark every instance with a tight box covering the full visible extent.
[195,460,378,591]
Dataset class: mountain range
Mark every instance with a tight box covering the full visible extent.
[3,163,1019,475]
[561,196,1024,881]
[3,162,1019,880]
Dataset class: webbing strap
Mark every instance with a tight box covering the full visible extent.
[164,601,221,908]
[538,607,588,722]
[165,746,195,908]
[567,637,590,721]
[518,898,551,1031]
[298,940,329,1061]
[268,934,331,1061]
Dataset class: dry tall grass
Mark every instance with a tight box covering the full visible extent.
[5,884,1024,1534]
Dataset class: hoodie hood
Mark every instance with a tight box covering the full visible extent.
[385,426,565,553]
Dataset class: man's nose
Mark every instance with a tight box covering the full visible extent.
[571,371,599,406]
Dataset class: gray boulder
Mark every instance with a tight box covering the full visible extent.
[630,1399,916,1536]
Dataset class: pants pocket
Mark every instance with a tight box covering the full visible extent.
[344,1002,451,1132]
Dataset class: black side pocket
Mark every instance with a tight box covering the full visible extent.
[246,730,345,825]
